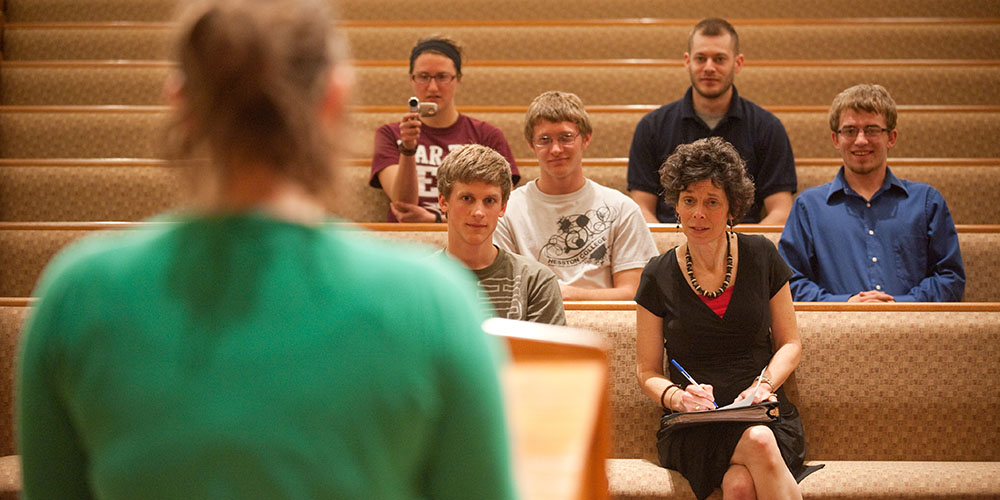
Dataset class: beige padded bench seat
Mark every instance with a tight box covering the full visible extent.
[2,223,997,301]
[6,21,1000,61]
[5,61,1000,107]
[2,300,998,500]
[8,0,1000,22]
[3,106,999,160]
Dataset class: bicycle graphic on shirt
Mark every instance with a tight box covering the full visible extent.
[539,204,618,267]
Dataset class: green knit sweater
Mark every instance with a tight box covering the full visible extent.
[18,213,515,500]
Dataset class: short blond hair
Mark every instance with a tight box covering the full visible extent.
[829,84,898,132]
[523,91,593,145]
[437,144,513,203]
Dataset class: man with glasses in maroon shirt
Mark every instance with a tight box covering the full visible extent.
[494,91,657,301]
[370,36,519,222]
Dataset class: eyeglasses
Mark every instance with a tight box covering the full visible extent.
[411,73,457,85]
[837,125,890,140]
[533,132,580,149]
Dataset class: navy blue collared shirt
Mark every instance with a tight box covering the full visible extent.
[627,86,797,223]
[778,167,965,302]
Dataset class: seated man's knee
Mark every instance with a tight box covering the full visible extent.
[722,465,756,500]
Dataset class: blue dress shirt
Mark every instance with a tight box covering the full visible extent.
[778,167,965,302]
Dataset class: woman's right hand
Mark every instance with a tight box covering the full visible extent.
[678,384,716,412]
[398,112,421,151]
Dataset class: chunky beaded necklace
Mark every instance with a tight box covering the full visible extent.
[685,234,733,298]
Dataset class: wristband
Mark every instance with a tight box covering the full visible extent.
[670,388,683,410]
[396,139,417,156]
[660,383,680,411]
[756,374,774,389]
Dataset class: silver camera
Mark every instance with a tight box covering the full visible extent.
[408,96,438,117]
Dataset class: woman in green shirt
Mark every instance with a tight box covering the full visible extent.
[16,1,516,498]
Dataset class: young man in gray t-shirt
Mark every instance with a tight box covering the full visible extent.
[437,144,566,325]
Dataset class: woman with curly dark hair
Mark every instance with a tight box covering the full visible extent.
[634,137,811,499]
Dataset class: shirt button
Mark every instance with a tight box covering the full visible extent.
[866,202,871,208]
[872,257,878,263]
[876,285,882,290]
[868,230,875,235]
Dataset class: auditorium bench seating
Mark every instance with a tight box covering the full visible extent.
[5,61,1000,107]
[2,159,998,224]
[561,302,1000,499]
[5,21,1000,61]
[0,300,997,499]
[3,223,998,301]
[8,0,1000,22]
[0,301,24,500]
[4,106,1000,160]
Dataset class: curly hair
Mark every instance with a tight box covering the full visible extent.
[658,137,755,222]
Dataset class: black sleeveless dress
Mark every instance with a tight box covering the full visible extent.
[634,234,810,500]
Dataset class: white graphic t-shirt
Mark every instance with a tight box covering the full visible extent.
[494,179,658,289]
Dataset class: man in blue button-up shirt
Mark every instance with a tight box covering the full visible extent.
[778,84,965,302]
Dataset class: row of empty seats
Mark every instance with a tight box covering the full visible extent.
[5,60,1000,106]
[8,0,1000,21]
[5,20,1000,60]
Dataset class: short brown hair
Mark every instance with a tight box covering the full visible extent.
[659,137,755,222]
[168,0,347,195]
[688,18,740,55]
[437,144,513,203]
[828,83,898,132]
[523,90,593,145]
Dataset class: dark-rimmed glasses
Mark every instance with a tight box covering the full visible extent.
[837,125,890,140]
[411,73,457,85]
[533,132,580,149]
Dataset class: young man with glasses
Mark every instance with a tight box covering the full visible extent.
[370,36,519,222]
[494,91,658,301]
[627,18,797,225]
[778,84,965,302]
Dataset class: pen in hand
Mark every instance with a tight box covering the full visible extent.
[670,359,718,409]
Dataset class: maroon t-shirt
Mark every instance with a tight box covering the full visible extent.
[370,114,519,222]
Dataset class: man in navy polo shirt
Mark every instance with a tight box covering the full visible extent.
[627,18,797,224]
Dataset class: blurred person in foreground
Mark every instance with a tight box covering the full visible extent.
[16,1,516,498]
[636,137,817,500]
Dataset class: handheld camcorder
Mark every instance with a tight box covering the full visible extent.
[408,96,438,117]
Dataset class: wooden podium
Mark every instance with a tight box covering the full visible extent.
[483,318,610,500]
